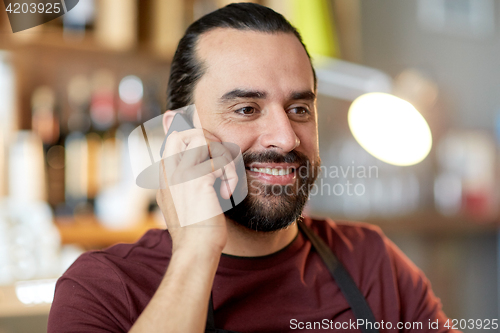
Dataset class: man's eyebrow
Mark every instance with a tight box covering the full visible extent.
[290,91,316,101]
[220,89,267,102]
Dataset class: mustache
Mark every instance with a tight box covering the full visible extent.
[243,150,310,166]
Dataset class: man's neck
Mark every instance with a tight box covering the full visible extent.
[222,219,299,257]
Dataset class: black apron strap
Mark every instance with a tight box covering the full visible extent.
[297,220,379,333]
[206,293,239,332]
[206,220,379,333]
[205,293,216,333]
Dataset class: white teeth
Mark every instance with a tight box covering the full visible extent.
[249,167,292,176]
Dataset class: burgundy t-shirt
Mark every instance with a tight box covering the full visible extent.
[48,218,457,332]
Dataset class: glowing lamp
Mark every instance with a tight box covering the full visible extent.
[348,93,432,166]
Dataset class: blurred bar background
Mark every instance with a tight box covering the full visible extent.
[0,0,499,332]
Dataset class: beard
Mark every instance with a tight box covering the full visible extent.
[224,150,320,232]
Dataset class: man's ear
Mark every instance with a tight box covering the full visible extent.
[162,110,180,133]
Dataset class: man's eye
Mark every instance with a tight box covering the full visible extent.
[289,107,310,115]
[235,106,256,115]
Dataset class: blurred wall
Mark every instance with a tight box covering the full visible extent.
[361,0,500,130]
[357,0,500,322]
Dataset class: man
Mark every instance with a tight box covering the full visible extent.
[48,3,458,332]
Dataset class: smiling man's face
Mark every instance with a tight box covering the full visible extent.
[193,28,320,231]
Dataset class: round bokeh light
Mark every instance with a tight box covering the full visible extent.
[348,92,432,166]
[119,75,143,104]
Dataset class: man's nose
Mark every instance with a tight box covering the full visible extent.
[258,107,300,152]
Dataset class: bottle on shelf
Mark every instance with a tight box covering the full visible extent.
[64,75,92,216]
[95,0,137,51]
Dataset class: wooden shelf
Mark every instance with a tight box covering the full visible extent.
[1,29,106,53]
[0,0,181,59]
[316,209,500,236]
[0,28,174,61]
[0,284,52,318]
[55,215,163,248]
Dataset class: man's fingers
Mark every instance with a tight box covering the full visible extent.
[207,141,234,161]
[163,128,210,184]
[163,128,206,157]
[161,127,241,197]
[174,155,230,184]
[202,129,222,145]
[206,142,240,199]
[176,136,210,171]
[219,161,238,200]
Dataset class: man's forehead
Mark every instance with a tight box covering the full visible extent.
[195,28,315,98]
[197,28,306,61]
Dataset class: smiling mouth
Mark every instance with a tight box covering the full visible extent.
[245,167,295,176]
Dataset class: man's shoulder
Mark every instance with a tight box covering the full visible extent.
[63,228,171,280]
[50,229,169,332]
[306,216,386,248]
[103,227,171,260]
[304,216,392,270]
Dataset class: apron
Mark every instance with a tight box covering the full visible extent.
[205,219,379,333]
